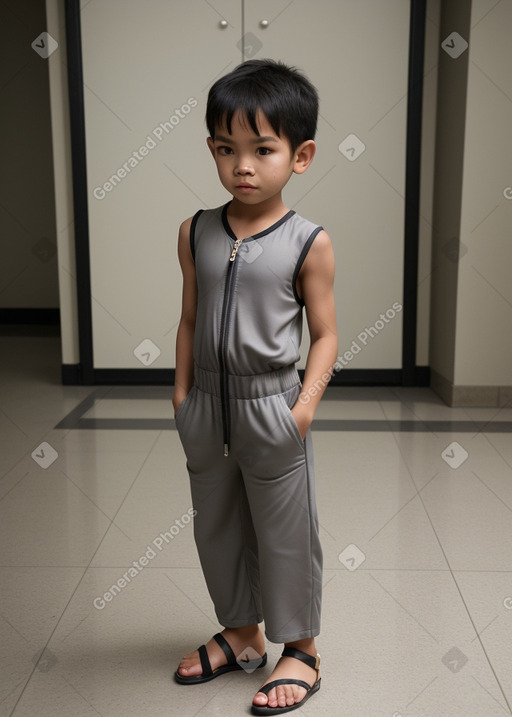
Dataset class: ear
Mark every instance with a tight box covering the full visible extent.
[206,136,216,158]
[293,140,316,174]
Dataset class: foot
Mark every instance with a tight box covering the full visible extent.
[252,639,319,710]
[177,625,265,678]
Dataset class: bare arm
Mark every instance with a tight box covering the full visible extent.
[292,230,338,437]
[172,216,197,416]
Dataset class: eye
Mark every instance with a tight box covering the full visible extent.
[217,146,233,155]
[257,147,272,155]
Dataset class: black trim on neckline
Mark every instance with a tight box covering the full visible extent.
[221,201,296,242]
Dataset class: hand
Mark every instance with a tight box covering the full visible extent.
[290,402,313,439]
[172,390,187,418]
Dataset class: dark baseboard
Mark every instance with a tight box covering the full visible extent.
[0,308,60,326]
[60,366,431,387]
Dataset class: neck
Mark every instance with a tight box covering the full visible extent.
[228,194,288,222]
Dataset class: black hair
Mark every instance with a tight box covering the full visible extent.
[205,59,319,153]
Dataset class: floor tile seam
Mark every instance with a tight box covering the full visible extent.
[3,565,503,571]
[482,434,512,474]
[392,427,512,713]
[53,388,110,429]
[0,388,107,493]
[55,417,512,433]
[383,432,512,712]
[7,430,164,712]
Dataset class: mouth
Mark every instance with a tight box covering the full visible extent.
[236,183,257,189]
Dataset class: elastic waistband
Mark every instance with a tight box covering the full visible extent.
[194,364,300,399]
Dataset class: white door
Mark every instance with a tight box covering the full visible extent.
[243,0,410,370]
[81,0,242,368]
[78,0,410,373]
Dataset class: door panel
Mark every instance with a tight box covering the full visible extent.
[244,0,409,369]
[81,0,241,368]
[79,0,410,371]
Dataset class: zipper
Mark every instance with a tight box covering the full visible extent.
[218,237,244,455]
[229,238,243,262]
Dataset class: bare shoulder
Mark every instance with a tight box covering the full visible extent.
[177,216,195,266]
[301,229,335,274]
[178,216,194,241]
[310,229,333,254]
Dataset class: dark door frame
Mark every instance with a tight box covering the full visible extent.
[63,0,427,387]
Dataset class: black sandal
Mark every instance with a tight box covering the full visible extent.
[174,632,267,685]
[251,647,321,715]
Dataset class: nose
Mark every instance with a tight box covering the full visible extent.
[234,155,255,176]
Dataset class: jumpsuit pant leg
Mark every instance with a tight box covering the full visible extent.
[175,368,323,644]
[175,384,263,628]
[232,383,323,643]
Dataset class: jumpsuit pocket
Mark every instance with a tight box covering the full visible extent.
[277,389,305,449]
[174,386,195,427]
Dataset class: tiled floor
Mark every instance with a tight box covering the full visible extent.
[1,329,512,716]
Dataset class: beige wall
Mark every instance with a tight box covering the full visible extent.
[429,0,470,385]
[455,0,512,388]
[0,0,59,311]
[429,0,512,406]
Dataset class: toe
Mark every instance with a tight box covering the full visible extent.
[267,687,278,708]
[293,685,307,705]
[284,684,296,706]
[252,691,269,706]
[277,685,288,707]
[177,659,188,675]
[177,653,202,677]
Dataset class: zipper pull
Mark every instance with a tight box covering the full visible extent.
[229,238,243,262]
[224,443,229,457]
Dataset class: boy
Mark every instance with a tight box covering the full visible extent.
[173,59,337,715]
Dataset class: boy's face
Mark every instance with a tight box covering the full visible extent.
[207,110,313,207]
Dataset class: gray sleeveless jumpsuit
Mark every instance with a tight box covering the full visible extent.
[175,201,323,643]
